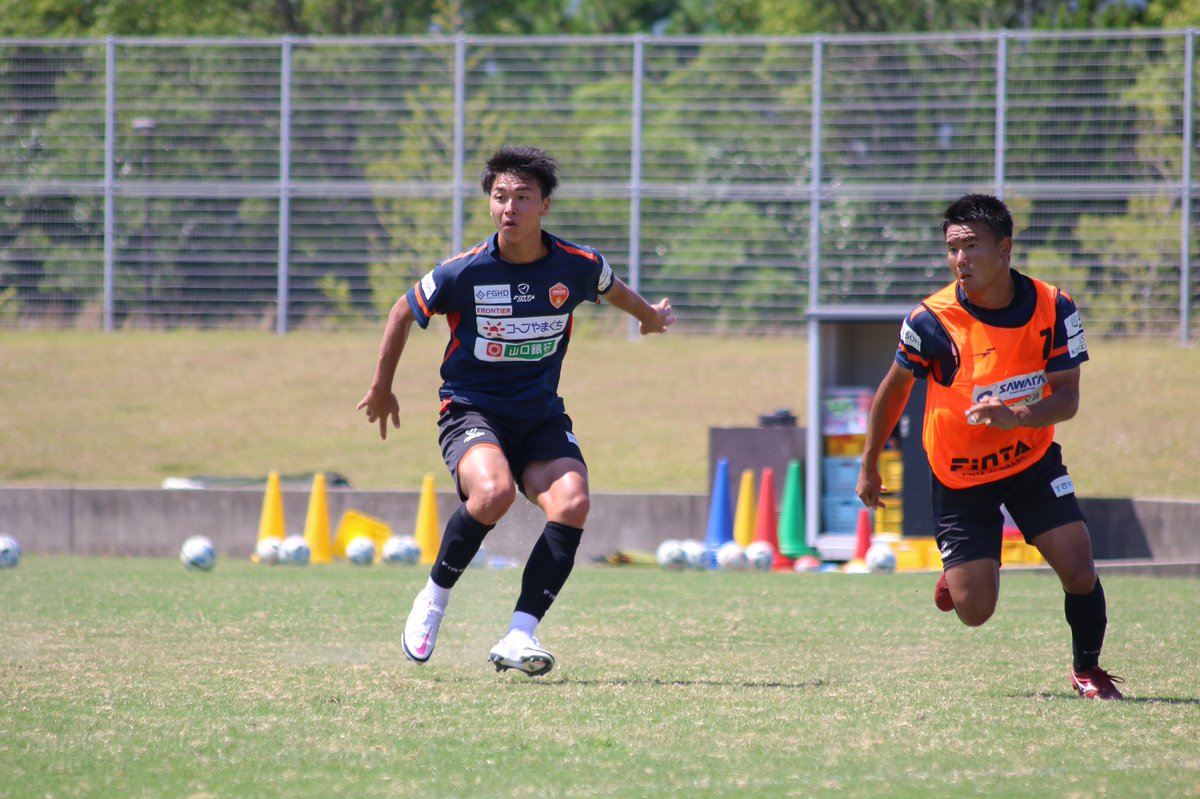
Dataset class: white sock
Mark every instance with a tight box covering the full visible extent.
[423,578,451,609]
[507,611,539,639]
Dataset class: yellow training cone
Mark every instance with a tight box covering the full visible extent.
[414,473,440,565]
[253,470,286,561]
[303,472,334,564]
[732,468,756,548]
[334,509,392,560]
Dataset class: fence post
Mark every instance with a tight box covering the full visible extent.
[452,33,466,258]
[276,35,293,335]
[103,36,116,333]
[627,34,644,340]
[1182,29,1194,345]
[808,36,823,311]
[995,30,1008,198]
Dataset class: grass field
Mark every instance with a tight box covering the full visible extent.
[1,556,1198,798]
[1,328,1198,499]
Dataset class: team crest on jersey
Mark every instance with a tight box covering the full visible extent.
[549,283,569,308]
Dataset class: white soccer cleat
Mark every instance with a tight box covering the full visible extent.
[401,592,444,664]
[488,631,555,677]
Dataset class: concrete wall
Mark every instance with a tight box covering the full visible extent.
[0,486,1195,563]
[0,486,707,563]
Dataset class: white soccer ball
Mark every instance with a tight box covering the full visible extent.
[655,539,687,570]
[866,541,898,574]
[279,535,311,566]
[346,535,377,566]
[179,535,216,572]
[381,535,421,565]
[744,540,775,571]
[680,539,707,570]
[716,541,749,571]
[255,536,283,565]
[0,534,21,569]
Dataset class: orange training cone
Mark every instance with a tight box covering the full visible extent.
[732,469,756,548]
[749,468,789,572]
[252,470,286,561]
[414,473,440,566]
[303,472,334,564]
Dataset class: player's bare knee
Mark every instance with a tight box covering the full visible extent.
[957,604,995,627]
[468,480,517,523]
[1061,568,1098,596]
[551,491,590,528]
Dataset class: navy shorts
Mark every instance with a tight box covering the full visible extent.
[437,404,586,501]
[931,442,1086,568]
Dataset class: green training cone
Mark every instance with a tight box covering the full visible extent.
[777,459,816,559]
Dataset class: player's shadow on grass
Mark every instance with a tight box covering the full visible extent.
[552,677,828,690]
[1010,692,1200,705]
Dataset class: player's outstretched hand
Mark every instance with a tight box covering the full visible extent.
[356,388,400,440]
[856,466,886,510]
[640,298,675,335]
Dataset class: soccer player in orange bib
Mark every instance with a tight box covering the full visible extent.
[857,194,1123,700]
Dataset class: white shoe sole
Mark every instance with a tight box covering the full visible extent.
[488,648,555,677]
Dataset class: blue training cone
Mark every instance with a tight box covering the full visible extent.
[705,457,734,570]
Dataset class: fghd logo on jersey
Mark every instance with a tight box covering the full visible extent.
[474,284,510,303]
[949,440,1034,473]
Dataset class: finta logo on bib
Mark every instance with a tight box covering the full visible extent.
[549,283,569,308]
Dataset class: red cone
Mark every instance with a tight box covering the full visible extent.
[853,507,873,561]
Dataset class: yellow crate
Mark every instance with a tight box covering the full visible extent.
[878,450,903,492]
[874,500,903,534]
[825,434,865,456]
[1002,539,1044,566]
[921,537,944,570]
[892,539,927,571]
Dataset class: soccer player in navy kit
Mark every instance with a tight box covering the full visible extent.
[357,146,674,676]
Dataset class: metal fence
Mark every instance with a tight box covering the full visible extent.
[1,31,1196,340]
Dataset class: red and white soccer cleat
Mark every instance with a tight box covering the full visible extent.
[1070,667,1125,700]
[934,571,955,612]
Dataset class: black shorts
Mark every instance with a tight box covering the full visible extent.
[931,442,1086,569]
[437,404,586,501]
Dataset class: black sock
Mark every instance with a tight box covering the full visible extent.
[1064,578,1107,672]
[514,522,584,620]
[429,505,494,589]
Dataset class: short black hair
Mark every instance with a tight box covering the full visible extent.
[480,145,559,198]
[941,193,1013,241]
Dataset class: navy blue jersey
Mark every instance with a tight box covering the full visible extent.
[895,270,1089,386]
[406,231,614,421]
